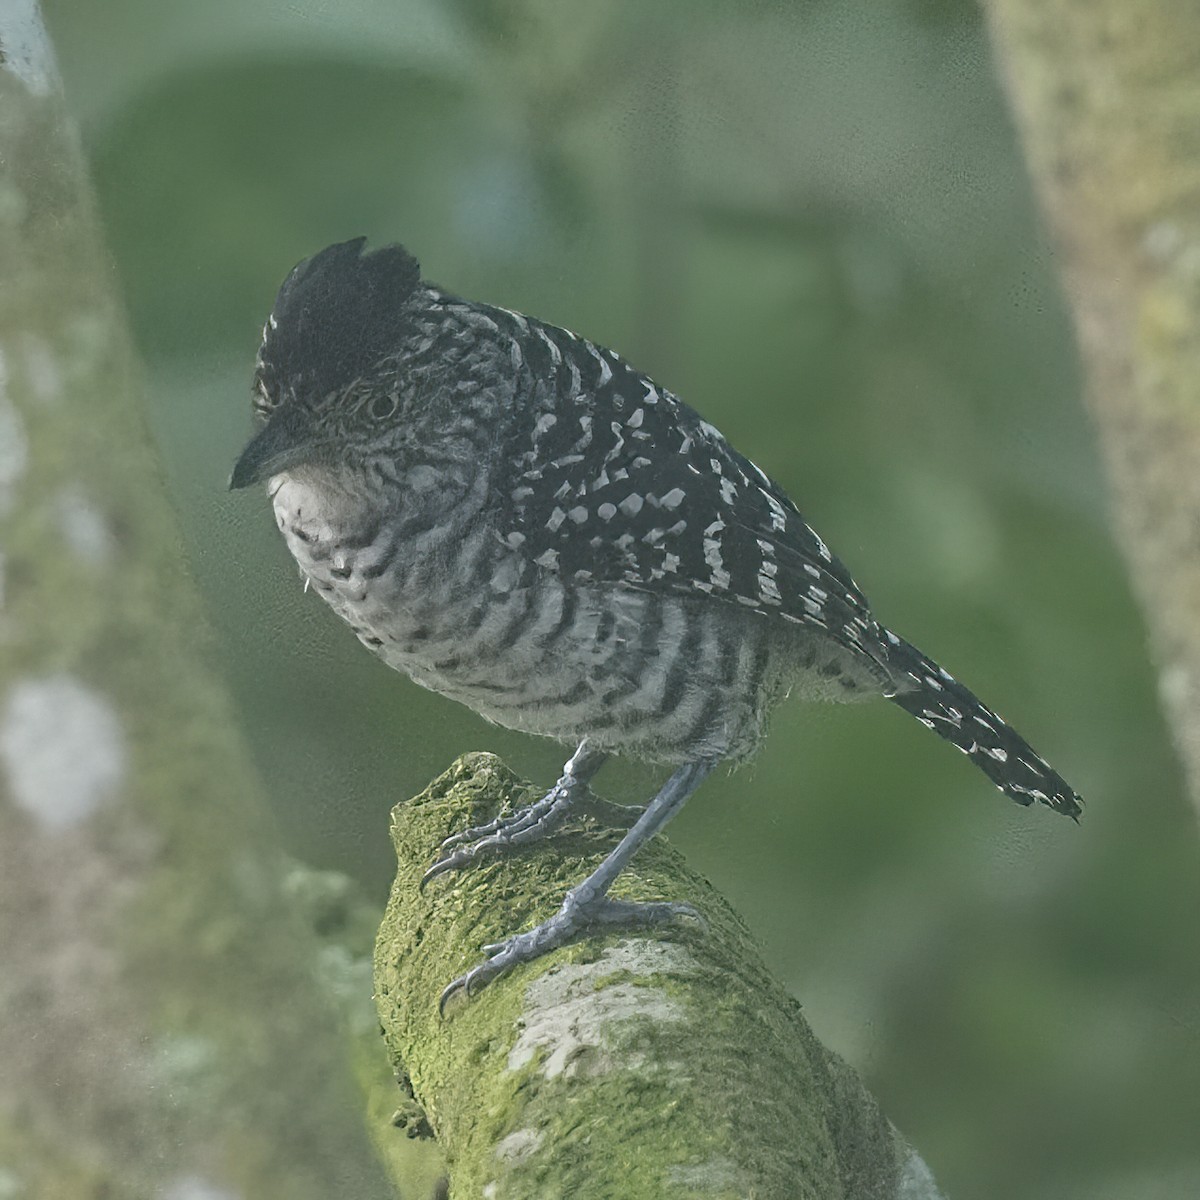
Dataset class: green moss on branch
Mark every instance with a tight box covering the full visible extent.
[375,754,941,1199]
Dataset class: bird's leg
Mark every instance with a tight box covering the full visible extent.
[421,740,608,887]
[439,758,715,1012]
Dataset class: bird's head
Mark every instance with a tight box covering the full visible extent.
[229,238,433,492]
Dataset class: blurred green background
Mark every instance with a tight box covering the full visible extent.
[40,0,1200,1196]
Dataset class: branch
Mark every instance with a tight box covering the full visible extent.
[985,0,1200,817]
[375,754,945,1199]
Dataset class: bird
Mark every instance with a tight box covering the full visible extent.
[230,238,1083,1009]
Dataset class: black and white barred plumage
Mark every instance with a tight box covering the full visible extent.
[232,240,1081,1001]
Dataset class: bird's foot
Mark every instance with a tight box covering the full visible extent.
[421,780,579,889]
[422,743,608,887]
[439,892,702,1015]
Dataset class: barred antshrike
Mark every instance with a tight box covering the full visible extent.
[231,239,1082,1009]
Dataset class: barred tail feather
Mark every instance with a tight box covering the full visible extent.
[882,632,1083,820]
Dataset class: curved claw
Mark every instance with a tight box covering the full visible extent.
[436,812,510,855]
[438,955,508,1016]
[420,843,482,891]
[438,974,468,1017]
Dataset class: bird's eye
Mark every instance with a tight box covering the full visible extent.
[368,392,399,421]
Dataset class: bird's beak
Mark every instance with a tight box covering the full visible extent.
[229,404,319,490]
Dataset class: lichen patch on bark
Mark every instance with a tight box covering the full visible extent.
[0,673,125,829]
[509,941,692,1078]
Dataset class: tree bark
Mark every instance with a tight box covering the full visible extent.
[985,0,1200,817]
[0,4,394,1195]
[375,753,945,1200]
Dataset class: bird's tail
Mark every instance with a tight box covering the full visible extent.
[881,631,1082,820]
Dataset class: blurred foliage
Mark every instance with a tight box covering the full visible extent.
[40,0,1200,1197]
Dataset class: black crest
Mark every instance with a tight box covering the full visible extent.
[255,238,422,404]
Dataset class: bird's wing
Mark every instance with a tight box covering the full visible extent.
[498,315,889,669]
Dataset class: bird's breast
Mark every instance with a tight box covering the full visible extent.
[268,471,791,762]
[269,470,511,675]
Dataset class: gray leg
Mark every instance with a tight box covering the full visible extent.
[421,740,608,888]
[439,758,716,1013]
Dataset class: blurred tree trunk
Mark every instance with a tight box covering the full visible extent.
[375,754,945,1200]
[985,0,1200,818]
[0,4,397,1196]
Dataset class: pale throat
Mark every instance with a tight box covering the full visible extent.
[268,467,384,579]
[272,465,351,529]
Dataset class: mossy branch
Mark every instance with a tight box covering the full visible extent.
[374,753,945,1200]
